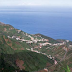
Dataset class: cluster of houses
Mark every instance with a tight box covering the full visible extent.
[38,42,66,47]
[7,35,70,51]
[53,42,65,46]
[39,42,52,46]
[7,34,49,44]
[7,34,71,50]
[8,34,58,65]
[69,45,72,47]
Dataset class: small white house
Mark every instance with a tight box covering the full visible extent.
[54,60,58,65]
[31,48,33,51]
[16,38,20,40]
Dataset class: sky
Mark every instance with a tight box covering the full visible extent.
[0,0,72,8]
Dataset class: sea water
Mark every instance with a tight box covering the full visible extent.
[0,6,72,40]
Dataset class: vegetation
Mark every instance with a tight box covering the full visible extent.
[63,65,71,72]
[0,51,54,72]
[0,22,72,72]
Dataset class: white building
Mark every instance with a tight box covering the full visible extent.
[26,48,30,50]
[26,41,33,43]
[44,68,48,72]
[33,40,37,43]
[7,36,11,38]
[66,40,69,42]
[18,30,21,33]
[54,60,58,65]
[31,48,33,51]
[12,36,16,39]
[16,38,20,40]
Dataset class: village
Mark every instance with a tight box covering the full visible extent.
[7,32,67,47]
[7,33,70,66]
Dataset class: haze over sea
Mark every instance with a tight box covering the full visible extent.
[0,6,72,40]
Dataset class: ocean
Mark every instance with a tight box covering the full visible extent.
[0,6,72,40]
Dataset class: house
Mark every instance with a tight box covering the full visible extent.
[16,38,20,40]
[66,40,69,42]
[31,37,34,40]
[69,45,72,47]
[33,50,38,53]
[44,68,48,72]
[39,42,52,46]
[44,39,49,41]
[31,48,33,51]
[53,44,58,46]
[21,39,29,42]
[49,57,52,59]
[26,41,33,44]
[53,42,64,46]
[46,42,52,45]
[40,46,42,48]
[54,60,58,65]
[26,48,30,50]
[28,35,31,37]
[33,40,37,43]
[18,30,21,33]
[49,55,51,57]
[12,36,17,39]
[37,52,41,53]
[63,47,68,52]
[7,36,11,38]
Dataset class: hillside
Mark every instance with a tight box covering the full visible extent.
[0,22,54,71]
[0,35,30,54]
[57,39,72,45]
[0,22,72,72]
[45,44,72,72]
[0,22,59,44]
[0,35,54,71]
[0,51,54,72]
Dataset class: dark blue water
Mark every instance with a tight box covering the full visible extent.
[0,7,72,40]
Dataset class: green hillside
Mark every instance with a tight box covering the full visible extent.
[0,22,30,40]
[0,35,30,54]
[0,33,54,71]
[0,50,54,72]
[47,45,72,72]
[2,51,54,72]
[0,22,72,72]
[0,22,59,44]
[0,35,54,71]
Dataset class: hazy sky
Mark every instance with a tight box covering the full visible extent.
[0,0,72,8]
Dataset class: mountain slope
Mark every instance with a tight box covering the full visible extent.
[3,51,54,72]
[0,50,54,72]
[0,22,59,44]
[0,22,54,71]
[0,22,72,72]
[0,35,31,54]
